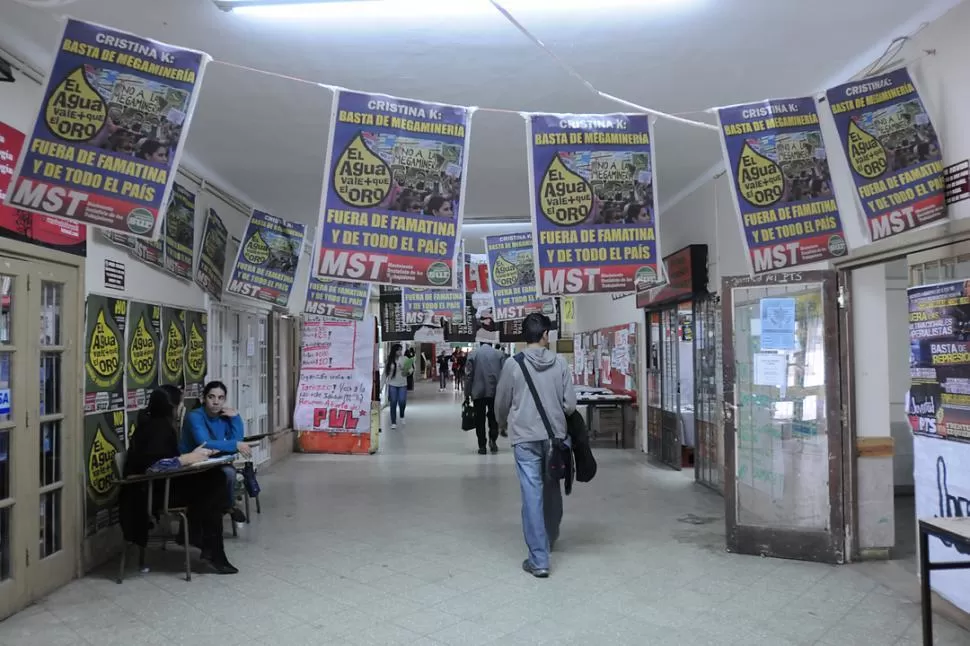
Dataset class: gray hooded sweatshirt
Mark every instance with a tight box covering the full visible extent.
[495,346,577,446]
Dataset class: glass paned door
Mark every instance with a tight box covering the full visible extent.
[660,308,681,468]
[722,271,844,563]
[0,256,80,620]
[695,296,723,492]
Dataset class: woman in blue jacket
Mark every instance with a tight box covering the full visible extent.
[180,381,251,522]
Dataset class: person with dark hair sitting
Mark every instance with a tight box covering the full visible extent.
[121,385,238,574]
[179,381,251,523]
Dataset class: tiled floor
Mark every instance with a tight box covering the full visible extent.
[3,383,969,645]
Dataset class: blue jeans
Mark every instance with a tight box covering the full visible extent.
[388,385,407,424]
[513,440,563,570]
[221,465,237,510]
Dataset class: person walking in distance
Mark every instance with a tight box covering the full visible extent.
[403,347,416,392]
[437,350,450,392]
[464,342,507,455]
[495,313,576,578]
[383,343,409,429]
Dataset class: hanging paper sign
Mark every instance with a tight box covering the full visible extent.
[182,309,207,399]
[759,297,796,351]
[525,113,660,295]
[465,252,489,293]
[907,280,970,442]
[196,207,228,299]
[227,209,305,307]
[294,316,375,433]
[0,121,87,256]
[826,68,945,242]
[84,295,126,413]
[485,232,556,321]
[160,306,185,386]
[125,301,160,410]
[84,410,125,537]
[304,276,371,321]
[716,97,848,273]
[3,19,208,238]
[314,90,474,288]
[163,182,196,279]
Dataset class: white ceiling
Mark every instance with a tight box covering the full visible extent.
[0,0,959,230]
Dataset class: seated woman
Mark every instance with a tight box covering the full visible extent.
[179,380,251,523]
[121,385,238,574]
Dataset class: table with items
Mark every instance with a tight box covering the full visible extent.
[918,517,970,646]
[576,387,634,448]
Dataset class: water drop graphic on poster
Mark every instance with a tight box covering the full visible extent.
[846,120,888,180]
[333,133,392,208]
[539,155,594,226]
[491,255,519,288]
[128,316,156,382]
[737,142,784,207]
[243,231,270,264]
[87,309,121,388]
[44,67,107,142]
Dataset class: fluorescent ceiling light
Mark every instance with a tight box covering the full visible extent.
[216,0,690,19]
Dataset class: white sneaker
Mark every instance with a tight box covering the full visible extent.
[391,423,397,429]
[400,418,406,426]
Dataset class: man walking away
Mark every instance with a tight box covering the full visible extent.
[464,342,507,455]
[437,350,450,392]
[495,313,576,578]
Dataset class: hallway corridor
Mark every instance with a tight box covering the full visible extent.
[2,384,967,646]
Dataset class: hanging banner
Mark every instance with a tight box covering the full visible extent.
[906,280,970,442]
[716,97,848,273]
[196,206,228,300]
[84,294,126,413]
[3,19,208,238]
[826,68,945,242]
[304,276,371,321]
[84,410,125,537]
[525,112,660,295]
[401,258,466,329]
[159,306,185,387]
[294,316,375,432]
[0,121,87,256]
[163,182,196,279]
[182,309,207,399]
[125,301,160,410]
[314,90,474,288]
[102,230,135,250]
[465,252,489,293]
[485,232,556,321]
[227,209,305,307]
[134,212,165,269]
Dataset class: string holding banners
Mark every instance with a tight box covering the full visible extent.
[826,68,947,242]
[485,231,556,321]
[716,97,850,274]
[315,90,475,288]
[3,18,208,239]
[227,209,305,307]
[525,113,661,295]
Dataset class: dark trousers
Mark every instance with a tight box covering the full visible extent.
[474,397,498,449]
[406,375,414,391]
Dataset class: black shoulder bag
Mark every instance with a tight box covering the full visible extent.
[514,354,573,492]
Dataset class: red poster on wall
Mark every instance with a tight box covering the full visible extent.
[0,122,86,256]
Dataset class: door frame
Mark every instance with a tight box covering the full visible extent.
[0,237,84,617]
[721,270,846,564]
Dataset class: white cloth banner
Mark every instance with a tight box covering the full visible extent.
[294,316,375,433]
[914,434,970,614]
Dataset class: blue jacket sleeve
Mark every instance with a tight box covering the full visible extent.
[229,415,245,442]
[184,412,238,454]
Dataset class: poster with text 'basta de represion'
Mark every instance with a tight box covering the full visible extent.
[315,91,474,288]
[827,68,946,242]
[526,113,660,295]
[716,97,849,274]
[4,19,208,239]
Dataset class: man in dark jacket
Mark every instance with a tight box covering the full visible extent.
[464,342,507,454]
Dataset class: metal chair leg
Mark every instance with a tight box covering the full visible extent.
[180,512,191,582]
[116,543,128,584]
[255,495,261,515]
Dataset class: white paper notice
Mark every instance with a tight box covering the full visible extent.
[754,353,787,390]
[750,319,762,336]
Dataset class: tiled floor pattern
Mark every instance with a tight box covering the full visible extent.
[2,384,968,645]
